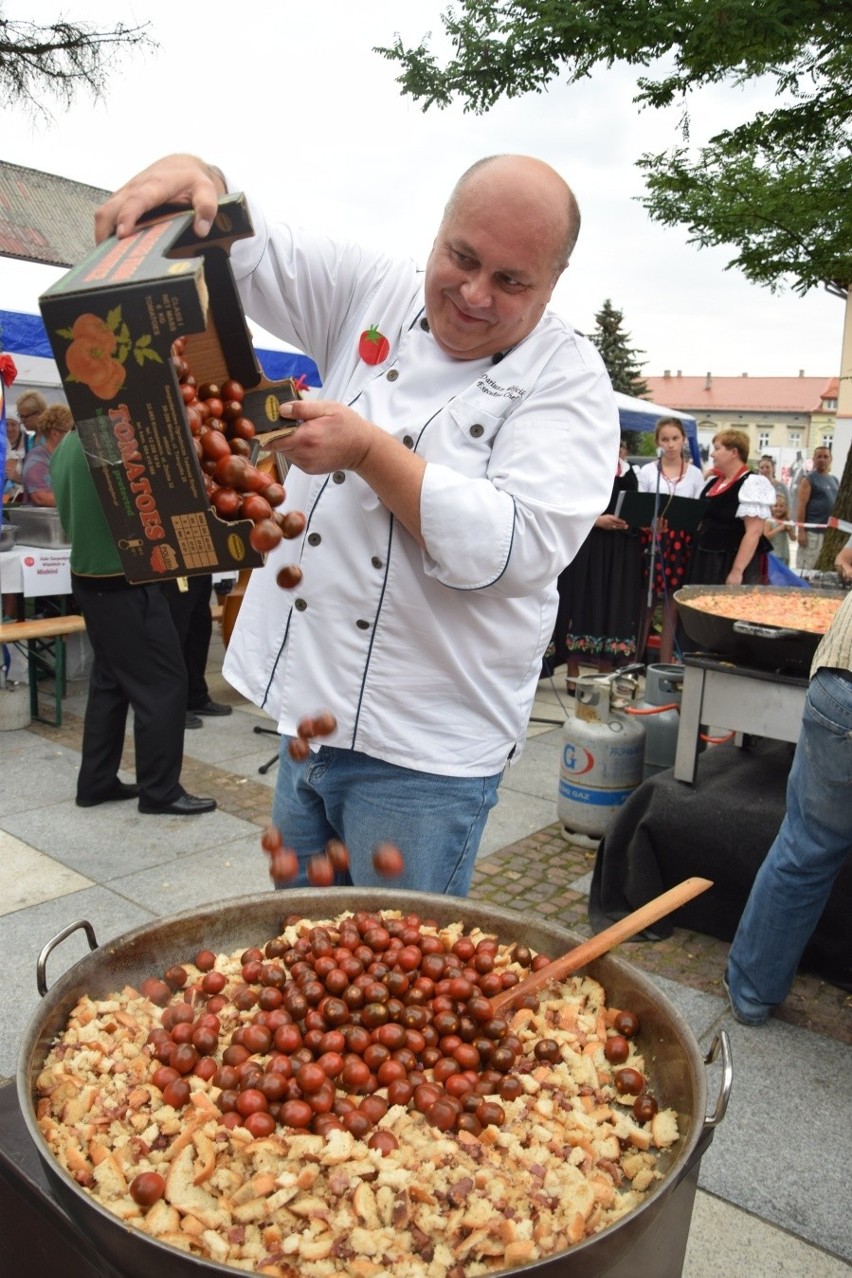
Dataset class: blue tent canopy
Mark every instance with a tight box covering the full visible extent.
[613,391,701,465]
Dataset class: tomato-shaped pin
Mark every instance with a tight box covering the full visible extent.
[358,324,390,365]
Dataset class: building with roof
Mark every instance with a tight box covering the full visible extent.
[644,373,837,475]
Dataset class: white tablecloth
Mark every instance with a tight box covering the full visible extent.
[0,545,72,597]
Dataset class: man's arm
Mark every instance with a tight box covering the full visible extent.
[276,401,427,545]
[26,487,56,507]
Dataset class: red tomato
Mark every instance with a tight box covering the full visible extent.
[358,325,390,365]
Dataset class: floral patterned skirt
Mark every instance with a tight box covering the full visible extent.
[551,527,644,667]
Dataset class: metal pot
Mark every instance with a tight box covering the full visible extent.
[18,890,731,1278]
[675,584,844,670]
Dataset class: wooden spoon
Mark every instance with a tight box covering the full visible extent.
[489,877,713,1016]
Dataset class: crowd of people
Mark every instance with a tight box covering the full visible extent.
[546,427,835,678]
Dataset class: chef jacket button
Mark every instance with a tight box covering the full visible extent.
[371,556,383,569]
[470,423,485,438]
[332,471,346,484]
[307,532,321,546]
[402,435,414,449]
[386,368,399,382]
[294,598,307,611]
[356,618,371,630]
[420,317,430,331]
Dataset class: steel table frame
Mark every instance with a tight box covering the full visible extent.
[673,654,807,784]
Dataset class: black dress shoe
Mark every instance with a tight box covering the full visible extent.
[192,699,232,717]
[185,712,203,729]
[138,793,217,816]
[76,782,141,808]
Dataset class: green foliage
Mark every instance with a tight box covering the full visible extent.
[377,0,852,293]
[590,300,650,398]
[0,12,153,116]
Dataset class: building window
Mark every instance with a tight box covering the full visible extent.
[758,431,770,450]
[823,398,837,411]
[822,433,834,449]
[789,431,802,449]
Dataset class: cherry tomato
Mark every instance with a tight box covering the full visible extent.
[242,493,273,523]
[220,379,244,402]
[615,1067,645,1095]
[139,977,172,1007]
[276,565,303,590]
[633,1093,659,1123]
[129,1171,166,1207]
[269,848,299,882]
[208,487,241,525]
[249,519,284,554]
[307,855,334,887]
[261,824,283,854]
[162,1078,191,1109]
[604,1035,630,1064]
[614,1010,641,1038]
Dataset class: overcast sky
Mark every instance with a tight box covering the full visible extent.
[1,0,844,380]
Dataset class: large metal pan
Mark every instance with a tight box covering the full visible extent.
[675,584,844,670]
[18,890,731,1278]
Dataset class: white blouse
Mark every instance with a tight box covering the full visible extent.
[637,461,706,498]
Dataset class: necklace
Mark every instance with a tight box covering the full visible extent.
[660,459,685,491]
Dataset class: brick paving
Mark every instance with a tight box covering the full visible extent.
[29,701,851,1048]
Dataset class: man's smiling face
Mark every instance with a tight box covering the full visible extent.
[424,158,572,362]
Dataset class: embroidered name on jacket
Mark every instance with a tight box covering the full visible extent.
[476,372,524,401]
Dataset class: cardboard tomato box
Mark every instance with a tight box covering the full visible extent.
[38,195,300,583]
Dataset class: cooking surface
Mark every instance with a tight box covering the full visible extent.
[681,651,810,686]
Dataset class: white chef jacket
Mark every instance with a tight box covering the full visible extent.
[223,196,619,776]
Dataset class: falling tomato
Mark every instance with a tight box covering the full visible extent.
[358,325,390,365]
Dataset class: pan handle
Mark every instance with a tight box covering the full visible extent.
[733,620,806,641]
[702,1030,733,1129]
[37,920,100,997]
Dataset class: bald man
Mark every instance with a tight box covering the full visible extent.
[99,154,618,893]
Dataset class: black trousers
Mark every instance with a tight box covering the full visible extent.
[163,574,213,711]
[72,576,187,806]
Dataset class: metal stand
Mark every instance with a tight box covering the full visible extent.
[253,723,280,775]
[646,457,664,610]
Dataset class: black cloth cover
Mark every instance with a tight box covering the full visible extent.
[588,738,852,990]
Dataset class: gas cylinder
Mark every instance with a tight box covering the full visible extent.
[634,663,684,779]
[558,675,646,839]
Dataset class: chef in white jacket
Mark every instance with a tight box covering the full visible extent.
[97,153,619,894]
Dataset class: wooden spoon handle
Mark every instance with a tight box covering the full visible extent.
[490,877,714,1017]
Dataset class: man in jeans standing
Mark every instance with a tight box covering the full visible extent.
[725,542,852,1023]
[795,446,838,570]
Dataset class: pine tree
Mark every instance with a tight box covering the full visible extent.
[589,300,649,398]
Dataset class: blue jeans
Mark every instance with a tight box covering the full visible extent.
[727,668,852,1022]
[271,744,502,895]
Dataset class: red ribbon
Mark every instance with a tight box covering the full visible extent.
[0,353,18,388]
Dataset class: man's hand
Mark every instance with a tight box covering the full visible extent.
[835,546,852,584]
[276,401,426,544]
[95,154,226,243]
[275,401,376,474]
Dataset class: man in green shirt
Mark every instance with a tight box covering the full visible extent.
[51,431,216,815]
